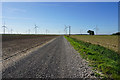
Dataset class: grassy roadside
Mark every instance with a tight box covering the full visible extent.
[65,36,120,79]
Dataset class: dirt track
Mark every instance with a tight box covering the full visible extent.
[2,36,96,78]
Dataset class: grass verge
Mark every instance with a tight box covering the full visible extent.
[65,36,120,79]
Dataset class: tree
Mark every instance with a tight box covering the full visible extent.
[112,32,120,35]
[87,30,94,35]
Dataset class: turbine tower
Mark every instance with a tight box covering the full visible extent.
[11,29,13,34]
[28,29,30,34]
[64,25,68,35]
[64,25,71,36]
[69,26,71,36]
[34,24,38,34]
[94,25,99,35]
[2,22,7,34]
[46,29,48,35]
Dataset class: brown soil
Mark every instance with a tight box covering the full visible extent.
[2,35,58,60]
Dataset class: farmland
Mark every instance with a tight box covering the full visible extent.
[2,34,58,60]
[65,36,120,79]
[71,35,119,53]
[2,34,120,79]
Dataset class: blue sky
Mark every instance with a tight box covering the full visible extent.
[1,2,118,34]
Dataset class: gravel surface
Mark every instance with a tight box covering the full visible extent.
[2,36,96,78]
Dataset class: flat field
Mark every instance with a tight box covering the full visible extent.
[2,34,58,60]
[65,36,120,79]
[71,35,119,52]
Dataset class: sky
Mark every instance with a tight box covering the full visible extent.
[1,2,119,34]
[1,0,120,2]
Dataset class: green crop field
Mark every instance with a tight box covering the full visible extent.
[70,35,119,53]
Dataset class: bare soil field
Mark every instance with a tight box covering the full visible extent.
[2,34,58,60]
[71,35,119,53]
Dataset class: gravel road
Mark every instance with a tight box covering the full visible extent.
[2,36,96,78]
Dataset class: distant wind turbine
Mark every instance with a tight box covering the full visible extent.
[64,25,68,35]
[34,24,38,34]
[46,29,48,35]
[11,29,13,34]
[2,22,7,34]
[93,25,99,35]
[28,29,31,34]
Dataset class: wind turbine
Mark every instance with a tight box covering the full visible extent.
[64,25,71,36]
[64,25,68,35]
[68,25,71,36]
[93,25,99,35]
[11,29,13,34]
[34,24,38,34]
[46,29,48,35]
[2,22,7,34]
[28,29,31,34]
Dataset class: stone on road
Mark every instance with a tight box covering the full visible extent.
[2,36,95,78]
